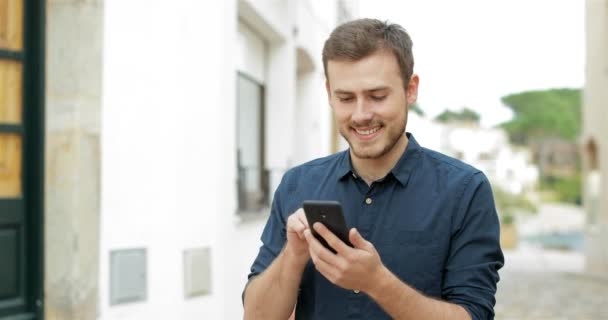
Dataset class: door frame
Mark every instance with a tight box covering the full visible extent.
[22,0,45,318]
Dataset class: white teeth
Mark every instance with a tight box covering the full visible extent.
[355,127,380,135]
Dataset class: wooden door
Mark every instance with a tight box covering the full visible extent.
[0,0,43,318]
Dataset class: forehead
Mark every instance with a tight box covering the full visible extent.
[326,49,404,91]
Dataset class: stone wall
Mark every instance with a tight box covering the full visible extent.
[583,0,608,277]
[45,1,103,319]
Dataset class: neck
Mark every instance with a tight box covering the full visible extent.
[351,133,409,185]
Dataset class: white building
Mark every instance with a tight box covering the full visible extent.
[0,0,357,319]
[443,125,538,195]
[408,116,539,196]
[100,2,358,320]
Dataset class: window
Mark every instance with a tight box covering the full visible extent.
[236,21,268,212]
[236,73,268,211]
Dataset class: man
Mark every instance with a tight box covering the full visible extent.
[243,18,504,320]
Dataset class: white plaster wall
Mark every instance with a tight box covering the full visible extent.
[293,0,337,165]
[100,0,344,319]
[237,22,267,83]
[294,71,329,165]
[226,1,340,319]
[100,0,235,319]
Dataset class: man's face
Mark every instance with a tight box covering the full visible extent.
[326,49,419,160]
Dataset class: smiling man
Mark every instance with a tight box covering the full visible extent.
[243,19,504,320]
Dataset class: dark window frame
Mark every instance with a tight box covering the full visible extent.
[236,71,269,213]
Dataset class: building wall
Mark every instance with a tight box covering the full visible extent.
[43,1,351,318]
[100,0,236,319]
[96,0,345,319]
[224,1,341,319]
[583,0,608,276]
[45,0,103,319]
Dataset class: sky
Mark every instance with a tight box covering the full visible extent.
[359,0,586,127]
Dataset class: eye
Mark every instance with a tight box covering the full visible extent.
[338,96,354,103]
[371,95,386,101]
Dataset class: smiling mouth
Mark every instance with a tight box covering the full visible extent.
[353,127,380,136]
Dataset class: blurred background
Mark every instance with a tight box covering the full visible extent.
[0,0,606,319]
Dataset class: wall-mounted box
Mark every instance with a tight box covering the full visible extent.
[110,248,147,305]
[183,247,211,298]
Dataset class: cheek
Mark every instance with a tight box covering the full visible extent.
[332,107,351,123]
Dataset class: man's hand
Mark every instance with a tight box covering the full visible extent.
[244,209,311,320]
[285,208,311,264]
[304,222,384,293]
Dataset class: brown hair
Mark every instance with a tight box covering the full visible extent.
[322,18,414,88]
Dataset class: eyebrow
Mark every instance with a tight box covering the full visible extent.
[334,86,390,95]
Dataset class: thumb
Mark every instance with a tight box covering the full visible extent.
[349,228,369,250]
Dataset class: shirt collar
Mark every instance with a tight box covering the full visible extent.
[336,132,422,186]
[336,149,354,180]
[390,132,421,186]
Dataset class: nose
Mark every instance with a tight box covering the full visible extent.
[351,99,373,124]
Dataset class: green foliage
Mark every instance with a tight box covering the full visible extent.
[500,88,581,145]
[540,174,582,205]
[410,103,425,116]
[493,185,538,225]
[435,107,480,124]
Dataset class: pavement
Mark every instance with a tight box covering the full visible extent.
[494,246,608,320]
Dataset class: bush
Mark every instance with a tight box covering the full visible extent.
[492,185,537,225]
[540,174,581,205]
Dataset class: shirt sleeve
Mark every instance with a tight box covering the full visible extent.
[442,172,505,320]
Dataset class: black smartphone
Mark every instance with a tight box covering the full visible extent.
[302,200,352,253]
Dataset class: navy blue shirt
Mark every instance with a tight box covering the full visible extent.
[247,133,504,320]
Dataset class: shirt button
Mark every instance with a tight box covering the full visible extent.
[353,290,360,294]
[365,197,372,205]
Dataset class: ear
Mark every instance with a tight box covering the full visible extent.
[406,74,419,106]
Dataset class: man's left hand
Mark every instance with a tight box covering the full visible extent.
[303,223,385,293]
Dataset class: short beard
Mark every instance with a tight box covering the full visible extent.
[341,119,406,160]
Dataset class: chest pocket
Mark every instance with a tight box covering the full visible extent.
[375,231,443,297]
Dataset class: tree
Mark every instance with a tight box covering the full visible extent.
[499,88,582,205]
[499,88,581,145]
[435,107,480,124]
[409,103,424,116]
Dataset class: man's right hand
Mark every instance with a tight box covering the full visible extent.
[244,208,311,320]
[285,208,311,264]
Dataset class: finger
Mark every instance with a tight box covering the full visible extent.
[309,249,341,284]
[296,209,310,229]
[287,217,305,236]
[349,228,373,251]
[291,219,305,231]
[313,222,350,254]
[304,229,333,259]
[304,229,322,250]
[293,223,307,240]
[305,228,346,270]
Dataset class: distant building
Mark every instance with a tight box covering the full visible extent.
[407,114,539,196]
[441,125,539,195]
[529,137,580,178]
[582,0,608,277]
